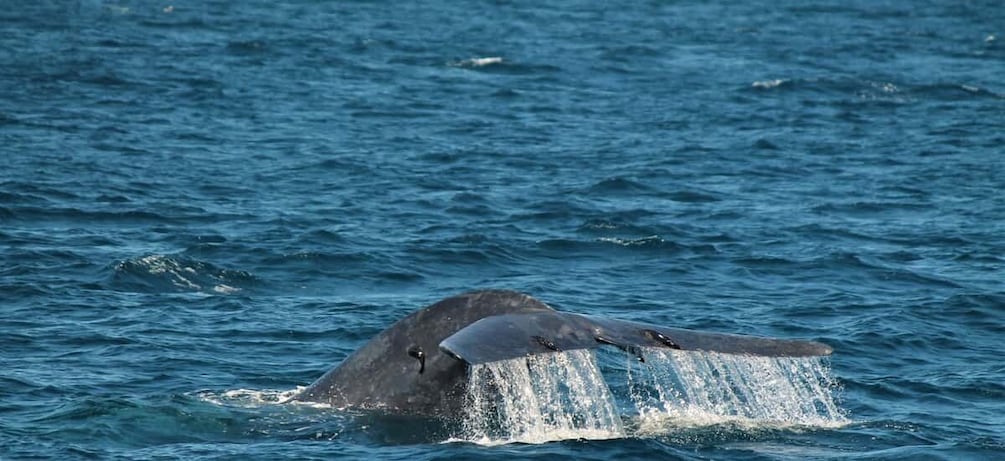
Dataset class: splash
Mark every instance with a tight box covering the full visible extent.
[628,348,848,432]
[454,348,847,444]
[458,349,625,445]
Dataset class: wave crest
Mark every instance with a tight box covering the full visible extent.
[110,254,257,294]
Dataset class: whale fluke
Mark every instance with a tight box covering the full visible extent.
[439,311,832,365]
[291,290,832,415]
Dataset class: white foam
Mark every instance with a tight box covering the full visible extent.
[468,56,503,66]
[752,79,786,89]
[597,235,664,247]
[196,387,304,408]
[453,56,504,68]
[212,284,240,294]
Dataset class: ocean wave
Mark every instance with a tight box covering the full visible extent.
[597,235,683,250]
[109,254,258,294]
[748,76,1003,103]
[576,217,661,236]
[537,236,712,256]
[586,177,654,195]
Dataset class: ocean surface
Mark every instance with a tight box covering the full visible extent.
[2,0,1003,459]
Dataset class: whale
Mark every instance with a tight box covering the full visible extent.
[291,290,832,416]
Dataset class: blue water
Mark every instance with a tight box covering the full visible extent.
[2,0,1003,459]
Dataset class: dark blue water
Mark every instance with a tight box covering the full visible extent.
[2,0,1003,459]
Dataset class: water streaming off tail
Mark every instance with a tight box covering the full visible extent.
[454,347,847,445]
[628,348,848,431]
[459,349,625,445]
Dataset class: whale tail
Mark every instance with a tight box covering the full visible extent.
[440,311,832,365]
[292,290,832,414]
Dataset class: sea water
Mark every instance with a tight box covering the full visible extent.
[2,0,1002,459]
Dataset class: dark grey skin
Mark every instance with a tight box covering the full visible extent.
[292,290,555,416]
[291,290,832,416]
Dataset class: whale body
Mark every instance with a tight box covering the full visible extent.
[291,290,832,416]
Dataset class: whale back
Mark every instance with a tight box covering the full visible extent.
[292,290,554,415]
